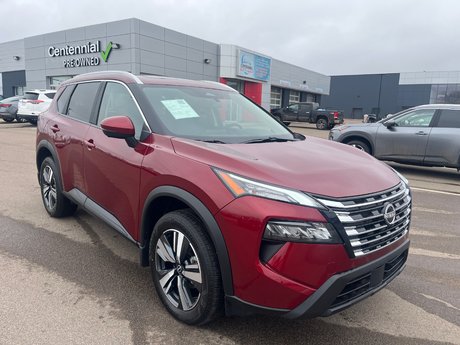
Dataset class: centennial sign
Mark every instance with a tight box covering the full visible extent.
[48,41,113,68]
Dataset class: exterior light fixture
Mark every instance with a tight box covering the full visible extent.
[13,56,20,61]
[204,58,212,64]
[112,43,120,49]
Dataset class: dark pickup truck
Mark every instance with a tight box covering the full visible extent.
[271,102,344,130]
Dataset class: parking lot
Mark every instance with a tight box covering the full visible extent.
[0,120,459,345]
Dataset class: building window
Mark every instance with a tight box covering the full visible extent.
[306,93,317,102]
[13,86,25,96]
[270,87,281,109]
[48,76,73,90]
[226,79,245,93]
[430,84,460,104]
[289,90,300,103]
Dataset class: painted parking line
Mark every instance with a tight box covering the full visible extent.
[411,187,460,196]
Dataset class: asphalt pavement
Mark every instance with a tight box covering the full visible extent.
[0,121,459,345]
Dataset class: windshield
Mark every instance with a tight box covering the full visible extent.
[141,85,295,143]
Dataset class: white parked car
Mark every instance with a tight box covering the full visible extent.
[17,90,56,124]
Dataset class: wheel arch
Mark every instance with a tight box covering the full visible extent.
[140,186,234,296]
[36,140,62,183]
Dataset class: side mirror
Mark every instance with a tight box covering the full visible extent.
[384,120,396,128]
[100,116,135,139]
[293,132,305,140]
[100,116,138,147]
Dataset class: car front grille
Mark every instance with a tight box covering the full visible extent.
[317,183,411,257]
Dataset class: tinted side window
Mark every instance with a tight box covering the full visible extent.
[97,82,146,140]
[57,86,74,114]
[45,92,56,99]
[287,104,299,112]
[437,110,460,128]
[67,82,100,123]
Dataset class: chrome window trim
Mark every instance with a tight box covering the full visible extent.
[62,79,152,133]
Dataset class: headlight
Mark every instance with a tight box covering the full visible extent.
[214,168,324,208]
[332,125,350,132]
[391,168,409,185]
[264,221,341,243]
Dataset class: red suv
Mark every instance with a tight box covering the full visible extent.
[36,71,411,325]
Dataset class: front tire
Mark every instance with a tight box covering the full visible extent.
[39,157,77,217]
[149,209,223,325]
[3,118,14,123]
[347,139,371,154]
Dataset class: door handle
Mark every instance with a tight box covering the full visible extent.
[415,131,428,136]
[84,139,96,149]
[50,124,60,133]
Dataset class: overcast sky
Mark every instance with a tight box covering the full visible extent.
[0,0,458,75]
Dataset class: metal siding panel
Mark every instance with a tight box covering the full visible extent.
[164,29,187,47]
[139,35,165,54]
[25,46,45,59]
[164,56,186,71]
[165,42,186,58]
[186,36,204,50]
[164,69,187,79]
[140,50,165,67]
[186,60,203,75]
[139,20,165,40]
[186,48,204,63]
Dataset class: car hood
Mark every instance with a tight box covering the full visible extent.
[171,137,400,198]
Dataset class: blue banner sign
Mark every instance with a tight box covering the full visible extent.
[237,50,271,82]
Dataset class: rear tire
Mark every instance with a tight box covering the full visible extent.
[39,157,77,217]
[316,117,328,130]
[347,139,371,154]
[149,209,223,325]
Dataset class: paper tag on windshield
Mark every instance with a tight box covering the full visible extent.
[161,99,199,119]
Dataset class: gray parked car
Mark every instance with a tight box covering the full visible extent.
[329,104,460,170]
[0,96,24,123]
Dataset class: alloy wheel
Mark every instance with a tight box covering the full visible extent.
[42,165,57,211]
[155,229,202,311]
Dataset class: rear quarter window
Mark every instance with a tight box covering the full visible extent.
[57,86,74,114]
[437,109,460,128]
[45,92,56,99]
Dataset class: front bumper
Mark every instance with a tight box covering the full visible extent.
[285,239,409,318]
[226,239,409,318]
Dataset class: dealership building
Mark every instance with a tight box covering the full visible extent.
[322,71,460,119]
[0,18,330,111]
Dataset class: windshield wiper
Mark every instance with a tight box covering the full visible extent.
[196,139,227,144]
[242,137,296,144]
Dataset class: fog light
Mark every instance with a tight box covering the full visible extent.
[264,221,341,243]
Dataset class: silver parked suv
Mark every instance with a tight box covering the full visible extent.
[329,104,460,170]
